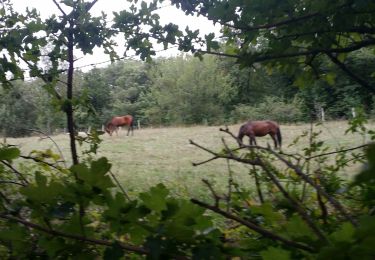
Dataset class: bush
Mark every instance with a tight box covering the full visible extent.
[231,97,303,123]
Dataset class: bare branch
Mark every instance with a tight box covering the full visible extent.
[191,199,315,252]
[202,179,222,207]
[305,143,370,160]
[109,170,131,201]
[192,156,219,166]
[52,0,67,17]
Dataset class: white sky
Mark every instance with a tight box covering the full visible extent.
[11,0,221,71]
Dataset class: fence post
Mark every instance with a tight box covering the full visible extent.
[351,107,356,118]
[137,120,141,129]
[320,107,325,122]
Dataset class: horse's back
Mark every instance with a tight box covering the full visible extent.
[240,120,279,136]
[110,115,133,126]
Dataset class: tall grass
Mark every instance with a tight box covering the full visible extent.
[6,121,373,200]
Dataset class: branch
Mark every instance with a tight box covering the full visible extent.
[257,159,328,242]
[325,52,375,93]
[0,180,26,186]
[202,179,222,207]
[255,145,358,226]
[199,38,375,65]
[1,160,29,185]
[189,139,261,166]
[20,155,64,171]
[305,143,371,160]
[109,170,130,201]
[0,213,148,255]
[192,156,219,166]
[52,0,67,17]
[190,199,315,252]
[25,129,67,168]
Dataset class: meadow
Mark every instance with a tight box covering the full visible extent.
[6,121,373,200]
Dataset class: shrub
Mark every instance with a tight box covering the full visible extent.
[232,97,303,123]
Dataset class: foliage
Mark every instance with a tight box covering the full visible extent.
[232,97,303,123]
[142,55,234,125]
[1,0,375,259]
[122,0,375,95]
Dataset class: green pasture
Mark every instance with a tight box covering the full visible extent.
[6,121,373,200]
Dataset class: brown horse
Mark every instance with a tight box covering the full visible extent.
[237,120,282,148]
[105,115,134,136]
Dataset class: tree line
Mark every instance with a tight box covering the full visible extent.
[1,50,374,137]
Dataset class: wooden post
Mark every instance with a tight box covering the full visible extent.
[321,107,325,122]
[137,120,141,129]
[351,107,356,118]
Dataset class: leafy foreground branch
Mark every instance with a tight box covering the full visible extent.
[0,121,375,258]
[188,123,375,259]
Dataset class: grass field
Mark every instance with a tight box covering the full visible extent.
[6,121,373,200]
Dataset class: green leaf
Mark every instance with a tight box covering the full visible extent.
[325,73,336,86]
[330,222,355,242]
[251,202,284,225]
[283,215,315,240]
[139,183,169,212]
[91,157,111,176]
[103,242,124,260]
[0,147,20,161]
[260,247,291,260]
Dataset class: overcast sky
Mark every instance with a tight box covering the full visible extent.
[11,0,221,70]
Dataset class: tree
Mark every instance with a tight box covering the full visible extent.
[1,0,375,259]
[118,0,375,95]
[142,55,234,125]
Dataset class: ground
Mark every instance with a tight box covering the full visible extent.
[6,121,373,199]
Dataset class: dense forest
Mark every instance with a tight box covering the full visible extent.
[2,50,374,137]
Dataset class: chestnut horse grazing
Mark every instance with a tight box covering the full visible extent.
[238,120,282,148]
[105,115,134,136]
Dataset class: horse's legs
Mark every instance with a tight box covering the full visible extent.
[249,136,256,146]
[270,133,278,148]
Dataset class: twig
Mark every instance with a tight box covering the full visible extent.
[0,213,148,255]
[25,129,67,168]
[0,180,26,186]
[190,199,315,252]
[251,166,264,204]
[109,170,130,201]
[234,142,358,226]
[202,179,222,207]
[225,159,234,212]
[305,143,370,160]
[20,155,64,171]
[1,160,29,185]
[192,156,219,166]
[258,159,328,242]
[189,139,262,166]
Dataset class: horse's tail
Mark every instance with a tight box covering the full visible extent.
[276,127,282,148]
[130,116,135,128]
